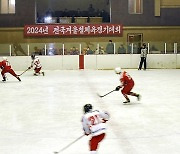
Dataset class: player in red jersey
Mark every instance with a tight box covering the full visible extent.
[0,57,21,82]
[115,67,140,103]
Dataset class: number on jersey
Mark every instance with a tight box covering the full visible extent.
[88,115,101,125]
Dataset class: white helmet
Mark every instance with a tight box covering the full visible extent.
[115,67,122,74]
[2,57,7,60]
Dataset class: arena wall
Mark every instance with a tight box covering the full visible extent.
[3,54,180,71]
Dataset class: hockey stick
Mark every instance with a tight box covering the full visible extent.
[97,89,116,98]
[17,68,30,76]
[54,134,85,154]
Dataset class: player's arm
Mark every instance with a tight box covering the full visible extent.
[0,62,3,69]
[82,117,91,135]
[99,110,110,122]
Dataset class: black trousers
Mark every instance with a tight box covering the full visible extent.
[138,57,146,70]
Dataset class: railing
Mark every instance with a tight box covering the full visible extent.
[0,42,179,56]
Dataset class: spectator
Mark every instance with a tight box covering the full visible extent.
[118,44,126,54]
[106,40,114,54]
[99,46,105,54]
[127,43,132,54]
[86,47,94,54]
[133,44,138,54]
[88,4,95,16]
[101,9,110,22]
[82,48,87,55]
[95,46,105,54]
[77,8,82,17]
[70,47,79,55]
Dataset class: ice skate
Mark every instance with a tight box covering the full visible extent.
[137,94,141,101]
[2,77,6,82]
[33,73,38,76]
[123,99,130,104]
[42,72,45,76]
[17,76,21,81]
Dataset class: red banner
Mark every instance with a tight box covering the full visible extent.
[24,24,123,37]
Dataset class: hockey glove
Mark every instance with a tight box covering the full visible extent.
[115,86,121,91]
[102,119,108,123]
[84,132,89,136]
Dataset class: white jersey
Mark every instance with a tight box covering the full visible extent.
[82,110,109,137]
[31,57,42,69]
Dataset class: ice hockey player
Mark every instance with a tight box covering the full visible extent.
[0,57,21,82]
[114,67,141,103]
[82,104,110,154]
[28,54,44,76]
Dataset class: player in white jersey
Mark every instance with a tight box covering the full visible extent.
[28,54,44,76]
[82,104,110,154]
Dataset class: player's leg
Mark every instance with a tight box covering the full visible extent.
[41,71,45,76]
[121,85,133,103]
[126,83,141,101]
[39,67,45,76]
[1,69,7,81]
[138,57,143,70]
[122,93,130,103]
[34,67,40,75]
[8,69,21,81]
[89,133,105,153]
[34,67,44,76]
[144,58,147,70]
[128,92,141,101]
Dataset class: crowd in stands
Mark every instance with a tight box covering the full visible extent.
[37,4,110,23]
[10,41,144,56]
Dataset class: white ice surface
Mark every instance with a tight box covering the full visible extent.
[0,69,180,154]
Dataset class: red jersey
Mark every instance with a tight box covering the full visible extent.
[0,61,2,69]
[119,71,134,86]
[0,60,11,69]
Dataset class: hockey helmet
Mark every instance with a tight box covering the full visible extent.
[31,54,35,60]
[115,67,122,74]
[83,104,92,113]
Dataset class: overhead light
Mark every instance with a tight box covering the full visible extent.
[44,16,52,23]
[10,0,15,5]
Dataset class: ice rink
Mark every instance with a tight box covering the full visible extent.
[0,69,180,154]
